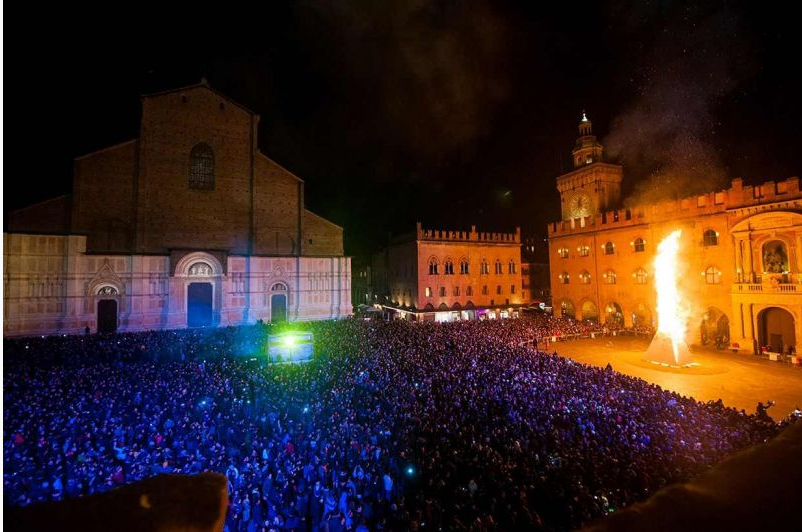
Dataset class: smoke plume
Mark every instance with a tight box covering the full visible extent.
[299,0,512,166]
[604,3,756,206]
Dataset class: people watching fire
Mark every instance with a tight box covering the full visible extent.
[3,317,788,530]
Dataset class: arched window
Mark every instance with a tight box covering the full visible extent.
[444,260,454,275]
[703,229,719,246]
[428,258,439,275]
[188,262,213,276]
[578,245,590,257]
[579,270,591,284]
[633,268,648,285]
[705,266,722,284]
[460,259,469,274]
[508,261,516,274]
[603,270,617,285]
[560,272,570,285]
[495,260,503,274]
[97,285,118,296]
[633,237,645,252]
[189,143,215,190]
[604,241,615,255]
[558,247,569,259]
[480,260,489,275]
[271,282,288,291]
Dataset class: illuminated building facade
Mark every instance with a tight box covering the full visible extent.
[521,236,551,306]
[4,82,351,336]
[549,114,802,355]
[381,223,523,321]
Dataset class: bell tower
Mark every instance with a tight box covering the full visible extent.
[556,112,623,221]
[572,112,603,167]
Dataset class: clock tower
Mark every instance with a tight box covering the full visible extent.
[556,112,623,221]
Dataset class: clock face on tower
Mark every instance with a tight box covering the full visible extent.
[569,192,592,218]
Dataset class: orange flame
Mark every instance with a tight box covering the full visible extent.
[654,230,686,364]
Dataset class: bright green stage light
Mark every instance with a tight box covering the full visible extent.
[283,335,297,347]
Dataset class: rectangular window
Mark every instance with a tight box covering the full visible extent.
[496,285,502,295]
[439,286,446,297]
[453,286,460,296]
[425,287,432,297]
[482,285,488,295]
[466,286,473,296]
[511,285,516,294]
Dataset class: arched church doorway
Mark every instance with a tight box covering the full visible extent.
[97,300,118,333]
[758,307,795,354]
[701,307,730,346]
[188,283,213,327]
[271,283,288,322]
[271,295,287,322]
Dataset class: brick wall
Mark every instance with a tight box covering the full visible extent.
[6,196,72,234]
[73,141,137,252]
[302,209,344,256]
[135,87,255,254]
[253,154,301,255]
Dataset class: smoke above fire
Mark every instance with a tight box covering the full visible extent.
[603,3,756,207]
[298,0,512,169]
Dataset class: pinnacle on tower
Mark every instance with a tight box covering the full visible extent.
[579,111,593,136]
[573,111,602,167]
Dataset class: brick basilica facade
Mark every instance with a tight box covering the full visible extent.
[4,82,351,336]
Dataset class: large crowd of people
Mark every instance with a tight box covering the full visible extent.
[3,317,792,530]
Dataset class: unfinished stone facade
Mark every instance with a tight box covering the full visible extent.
[4,82,351,336]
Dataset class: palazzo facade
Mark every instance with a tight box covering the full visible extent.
[548,114,802,355]
[379,223,523,321]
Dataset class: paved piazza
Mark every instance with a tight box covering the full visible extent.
[550,336,802,421]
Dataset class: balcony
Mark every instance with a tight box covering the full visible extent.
[734,273,801,293]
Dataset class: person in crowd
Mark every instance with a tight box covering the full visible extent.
[3,317,791,530]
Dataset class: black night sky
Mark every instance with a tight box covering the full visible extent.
[5,1,800,256]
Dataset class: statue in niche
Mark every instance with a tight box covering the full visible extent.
[762,240,788,274]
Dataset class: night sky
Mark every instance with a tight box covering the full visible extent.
[5,1,799,256]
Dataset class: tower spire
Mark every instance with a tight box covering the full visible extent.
[573,111,602,167]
